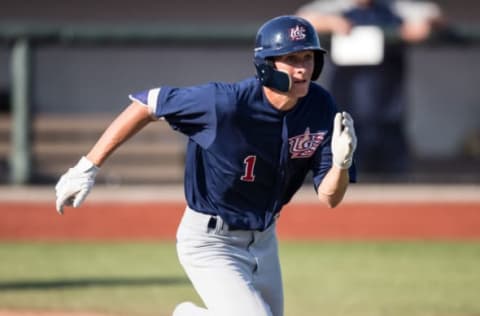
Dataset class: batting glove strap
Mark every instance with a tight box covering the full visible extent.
[74,156,100,174]
[333,156,354,170]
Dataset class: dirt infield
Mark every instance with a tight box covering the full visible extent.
[1,184,480,241]
[1,200,480,241]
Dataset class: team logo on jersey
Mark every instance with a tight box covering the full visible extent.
[290,25,306,41]
[289,128,326,158]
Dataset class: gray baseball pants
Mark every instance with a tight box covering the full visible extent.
[174,206,284,316]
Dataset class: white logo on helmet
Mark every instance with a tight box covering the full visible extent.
[290,25,306,41]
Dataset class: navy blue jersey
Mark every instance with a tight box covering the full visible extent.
[130,77,356,230]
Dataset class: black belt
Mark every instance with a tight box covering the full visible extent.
[207,216,242,231]
[206,215,277,232]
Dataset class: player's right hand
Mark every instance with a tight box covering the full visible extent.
[55,156,99,215]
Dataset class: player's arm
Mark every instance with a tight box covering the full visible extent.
[296,2,352,35]
[394,0,447,43]
[297,11,352,35]
[55,101,153,214]
[317,165,350,208]
[86,101,153,166]
[317,112,357,208]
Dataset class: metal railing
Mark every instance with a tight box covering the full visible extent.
[1,22,479,184]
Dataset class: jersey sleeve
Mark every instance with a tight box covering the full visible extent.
[129,83,217,149]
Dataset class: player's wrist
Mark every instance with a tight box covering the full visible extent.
[333,156,352,169]
[72,156,100,175]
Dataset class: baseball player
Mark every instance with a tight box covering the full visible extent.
[55,15,357,316]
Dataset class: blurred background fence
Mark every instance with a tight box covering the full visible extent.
[0,0,479,186]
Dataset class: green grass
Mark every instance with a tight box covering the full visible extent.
[0,241,479,316]
[281,242,480,316]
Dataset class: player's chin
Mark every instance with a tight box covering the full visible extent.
[290,82,310,97]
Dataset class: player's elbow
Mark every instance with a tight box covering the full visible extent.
[328,199,342,209]
[325,199,342,209]
[318,192,343,209]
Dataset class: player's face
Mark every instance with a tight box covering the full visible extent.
[274,50,314,98]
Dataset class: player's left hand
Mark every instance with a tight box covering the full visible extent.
[331,111,357,169]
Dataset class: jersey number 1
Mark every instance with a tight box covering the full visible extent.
[240,155,256,182]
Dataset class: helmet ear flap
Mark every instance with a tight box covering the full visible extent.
[254,58,291,93]
[312,51,325,81]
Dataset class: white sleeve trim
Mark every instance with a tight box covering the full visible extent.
[147,88,161,113]
[128,87,162,120]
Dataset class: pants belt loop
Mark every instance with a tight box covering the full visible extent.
[216,216,226,233]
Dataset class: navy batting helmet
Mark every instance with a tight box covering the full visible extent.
[254,15,327,92]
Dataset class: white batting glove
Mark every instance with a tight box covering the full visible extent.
[55,156,99,215]
[331,111,357,169]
